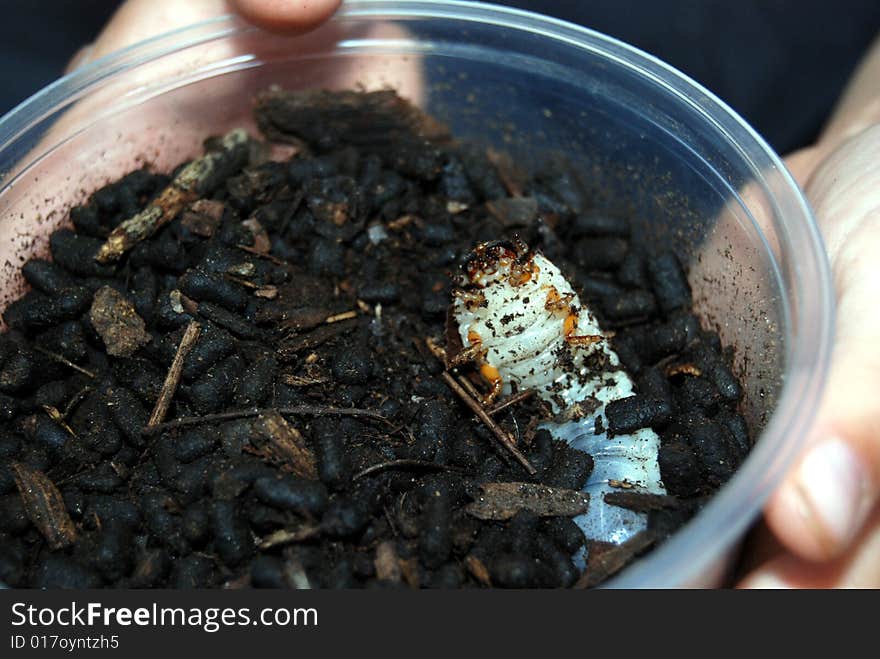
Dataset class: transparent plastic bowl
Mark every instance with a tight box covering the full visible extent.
[0,0,833,587]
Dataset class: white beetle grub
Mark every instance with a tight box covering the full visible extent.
[451,239,666,547]
[451,238,626,413]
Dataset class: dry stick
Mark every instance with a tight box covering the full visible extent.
[143,405,387,437]
[486,389,535,416]
[95,129,250,264]
[147,320,202,427]
[353,459,465,481]
[236,244,286,265]
[440,371,536,474]
[455,372,484,401]
[425,337,536,473]
[32,346,96,379]
[324,310,359,324]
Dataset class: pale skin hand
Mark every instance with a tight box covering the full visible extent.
[739,34,880,588]
[68,0,342,70]
[66,4,880,587]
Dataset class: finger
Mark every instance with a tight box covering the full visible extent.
[740,503,880,588]
[88,0,230,61]
[764,124,880,562]
[782,145,824,188]
[64,44,95,74]
[820,34,880,147]
[230,0,342,33]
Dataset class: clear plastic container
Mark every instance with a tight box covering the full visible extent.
[0,0,833,587]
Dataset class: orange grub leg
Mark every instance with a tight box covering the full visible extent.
[479,363,503,406]
[563,312,579,338]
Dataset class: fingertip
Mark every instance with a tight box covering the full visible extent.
[765,437,874,563]
[765,477,835,563]
[230,0,342,34]
[737,568,792,589]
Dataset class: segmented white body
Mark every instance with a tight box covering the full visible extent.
[452,242,664,548]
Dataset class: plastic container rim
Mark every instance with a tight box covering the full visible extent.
[0,0,834,588]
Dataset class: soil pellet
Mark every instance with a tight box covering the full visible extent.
[573,237,629,271]
[601,289,657,321]
[605,395,673,436]
[22,259,75,295]
[616,250,648,289]
[253,475,329,516]
[576,274,623,300]
[658,441,702,497]
[49,229,116,278]
[647,251,691,314]
[171,554,215,589]
[210,500,253,565]
[569,213,630,238]
[178,269,248,312]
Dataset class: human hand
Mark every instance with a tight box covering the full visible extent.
[67,0,342,71]
[739,34,880,588]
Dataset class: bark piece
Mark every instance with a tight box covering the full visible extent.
[89,286,152,357]
[95,129,250,263]
[374,540,402,583]
[249,410,318,479]
[465,482,590,521]
[11,462,77,550]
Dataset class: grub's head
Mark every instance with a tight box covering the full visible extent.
[461,237,538,288]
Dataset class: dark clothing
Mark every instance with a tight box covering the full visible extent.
[1,1,878,153]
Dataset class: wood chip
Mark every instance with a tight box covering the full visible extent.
[41,405,75,437]
[89,286,152,357]
[148,320,201,427]
[242,217,271,253]
[603,491,681,513]
[281,374,329,387]
[486,196,538,227]
[278,319,356,357]
[181,199,225,237]
[272,306,332,332]
[95,129,250,263]
[11,462,77,550]
[399,558,420,589]
[250,410,318,479]
[257,525,320,550]
[574,531,656,589]
[324,310,358,324]
[374,541,402,583]
[665,363,702,377]
[465,482,590,521]
[464,555,492,586]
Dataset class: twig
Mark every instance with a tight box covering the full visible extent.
[147,320,201,427]
[95,129,250,263]
[440,371,536,474]
[143,405,386,436]
[237,244,286,265]
[324,310,358,324]
[32,346,96,379]
[41,405,76,437]
[424,338,536,474]
[455,372,484,401]
[352,459,465,481]
[61,385,92,420]
[486,389,534,416]
[258,525,321,550]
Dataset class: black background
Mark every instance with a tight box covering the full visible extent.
[1,1,879,154]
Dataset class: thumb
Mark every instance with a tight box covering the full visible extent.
[765,124,880,561]
[230,0,342,33]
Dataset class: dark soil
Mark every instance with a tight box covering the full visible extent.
[0,89,749,588]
